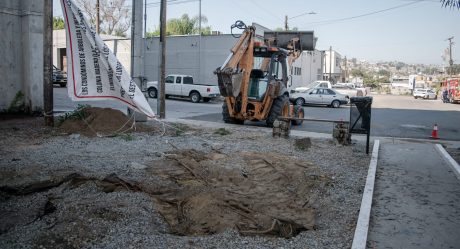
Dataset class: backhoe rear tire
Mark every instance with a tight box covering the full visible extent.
[222,101,244,124]
[291,105,304,126]
[266,95,290,127]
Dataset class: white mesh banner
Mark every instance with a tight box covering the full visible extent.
[60,0,155,118]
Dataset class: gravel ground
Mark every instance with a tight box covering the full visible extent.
[0,117,371,249]
[446,147,460,165]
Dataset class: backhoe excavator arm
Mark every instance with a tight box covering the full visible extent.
[215,24,255,98]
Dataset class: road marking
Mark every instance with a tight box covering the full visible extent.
[400,124,428,129]
[351,140,380,249]
[435,144,460,181]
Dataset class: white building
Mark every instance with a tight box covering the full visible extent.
[289,50,324,89]
[53,30,132,74]
[323,49,342,83]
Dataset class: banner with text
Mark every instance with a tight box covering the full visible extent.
[60,0,155,118]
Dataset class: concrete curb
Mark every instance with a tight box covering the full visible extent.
[152,118,460,146]
[435,144,460,181]
[351,140,380,249]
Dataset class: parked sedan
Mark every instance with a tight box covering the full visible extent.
[413,89,437,99]
[290,87,349,108]
[53,65,67,87]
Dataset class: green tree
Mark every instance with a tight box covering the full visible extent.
[447,64,460,75]
[378,69,390,77]
[395,62,405,70]
[76,0,131,37]
[441,0,460,8]
[53,16,65,30]
[146,14,212,37]
[351,68,365,78]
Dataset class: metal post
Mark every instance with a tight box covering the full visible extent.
[284,15,288,31]
[447,37,454,77]
[158,0,166,118]
[130,0,135,76]
[199,0,202,35]
[44,0,53,126]
[144,0,147,37]
[329,46,332,83]
[130,0,147,120]
[96,0,100,34]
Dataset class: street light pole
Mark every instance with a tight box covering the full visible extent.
[447,36,454,77]
[286,11,317,30]
[285,15,288,31]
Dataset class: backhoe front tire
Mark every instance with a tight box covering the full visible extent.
[266,95,290,127]
[222,101,244,124]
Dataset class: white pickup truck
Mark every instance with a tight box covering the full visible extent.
[146,74,220,103]
[331,84,358,97]
[290,80,332,93]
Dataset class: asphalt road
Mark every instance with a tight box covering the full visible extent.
[53,87,460,141]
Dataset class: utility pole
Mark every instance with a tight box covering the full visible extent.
[144,0,147,37]
[447,36,454,76]
[344,56,347,82]
[198,0,202,84]
[43,0,53,126]
[129,0,147,120]
[285,12,316,31]
[329,46,332,83]
[96,0,100,34]
[284,15,288,31]
[158,0,166,118]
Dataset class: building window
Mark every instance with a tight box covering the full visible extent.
[294,67,301,75]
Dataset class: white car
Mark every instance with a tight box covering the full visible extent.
[413,89,437,99]
[290,87,349,108]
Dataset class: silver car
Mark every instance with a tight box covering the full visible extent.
[290,87,349,108]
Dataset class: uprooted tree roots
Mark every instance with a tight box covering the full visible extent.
[148,149,330,238]
[0,150,331,238]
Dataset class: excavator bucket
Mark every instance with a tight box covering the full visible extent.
[215,68,243,97]
[264,31,316,51]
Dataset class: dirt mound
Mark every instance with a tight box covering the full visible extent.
[59,107,151,137]
[148,149,329,238]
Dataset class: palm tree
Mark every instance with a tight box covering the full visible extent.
[441,0,460,9]
[147,14,212,37]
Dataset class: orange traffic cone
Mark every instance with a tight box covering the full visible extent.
[430,124,439,139]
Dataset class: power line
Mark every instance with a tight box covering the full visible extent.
[298,1,421,27]
[248,0,283,21]
[125,0,199,8]
[289,11,317,20]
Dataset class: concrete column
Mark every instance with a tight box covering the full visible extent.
[0,0,23,111]
[21,0,44,113]
[129,0,147,120]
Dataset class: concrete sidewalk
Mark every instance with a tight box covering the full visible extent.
[367,142,460,249]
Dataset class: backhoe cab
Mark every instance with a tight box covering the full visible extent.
[215,21,316,126]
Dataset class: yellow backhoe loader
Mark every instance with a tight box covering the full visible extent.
[214,21,316,126]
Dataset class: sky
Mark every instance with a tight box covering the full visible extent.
[53,0,460,65]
